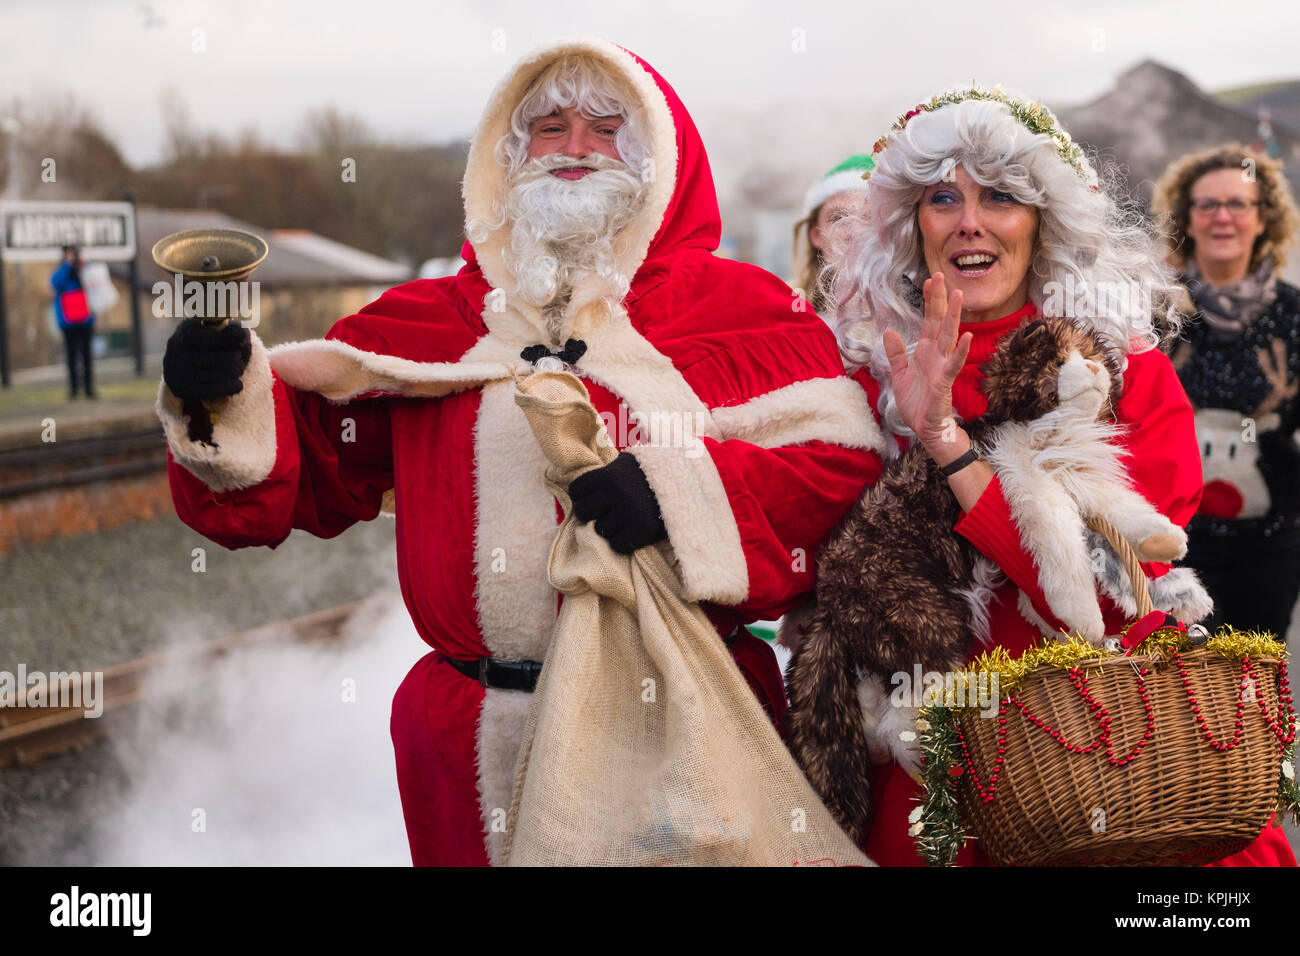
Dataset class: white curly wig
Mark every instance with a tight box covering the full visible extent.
[827,96,1182,438]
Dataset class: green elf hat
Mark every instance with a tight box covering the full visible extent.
[801,153,875,219]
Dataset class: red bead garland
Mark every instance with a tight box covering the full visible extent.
[1171,651,1297,754]
[954,705,1007,803]
[952,654,1298,807]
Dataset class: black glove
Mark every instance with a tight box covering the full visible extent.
[163,319,252,402]
[569,453,667,554]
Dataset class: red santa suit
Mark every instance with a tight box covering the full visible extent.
[853,303,1297,867]
[155,38,885,866]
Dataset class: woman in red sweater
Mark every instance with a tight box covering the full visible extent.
[821,89,1296,867]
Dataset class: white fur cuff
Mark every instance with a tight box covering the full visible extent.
[712,376,885,453]
[155,331,279,492]
[627,442,749,606]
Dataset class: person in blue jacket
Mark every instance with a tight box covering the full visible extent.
[50,245,97,399]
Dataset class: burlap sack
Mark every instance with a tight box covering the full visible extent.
[502,370,872,866]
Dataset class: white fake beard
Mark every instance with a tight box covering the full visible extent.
[497,153,645,339]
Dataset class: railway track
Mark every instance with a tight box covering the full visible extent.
[0,600,364,769]
[0,423,168,500]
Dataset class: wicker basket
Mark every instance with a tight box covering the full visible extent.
[955,517,1295,867]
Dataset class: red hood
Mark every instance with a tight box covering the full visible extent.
[623,47,721,262]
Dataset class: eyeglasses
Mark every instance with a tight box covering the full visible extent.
[1190,198,1263,217]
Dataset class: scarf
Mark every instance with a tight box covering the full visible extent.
[1180,255,1278,343]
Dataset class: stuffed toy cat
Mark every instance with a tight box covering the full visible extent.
[786,316,1209,843]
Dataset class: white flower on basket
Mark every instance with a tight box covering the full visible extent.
[915,717,932,732]
[908,821,925,837]
[1284,760,1295,781]
[908,806,924,824]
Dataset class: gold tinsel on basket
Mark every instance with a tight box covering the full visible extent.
[963,626,1289,702]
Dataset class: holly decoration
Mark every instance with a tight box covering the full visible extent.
[868,85,1095,187]
[914,705,969,866]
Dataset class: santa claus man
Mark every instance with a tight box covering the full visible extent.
[157,37,885,865]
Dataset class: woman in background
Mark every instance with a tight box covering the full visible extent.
[791,154,874,317]
[1153,144,1300,641]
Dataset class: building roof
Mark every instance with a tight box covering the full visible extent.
[114,208,413,288]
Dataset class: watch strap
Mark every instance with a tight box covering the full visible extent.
[937,442,981,478]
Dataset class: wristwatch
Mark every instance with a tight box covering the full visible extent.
[937,439,983,479]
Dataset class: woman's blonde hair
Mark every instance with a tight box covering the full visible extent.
[1151,142,1299,272]
[792,206,828,314]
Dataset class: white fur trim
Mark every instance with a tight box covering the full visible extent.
[268,309,722,450]
[476,687,535,866]
[155,331,278,492]
[711,377,884,452]
[473,379,559,661]
[268,336,518,402]
[576,318,722,441]
[626,442,748,605]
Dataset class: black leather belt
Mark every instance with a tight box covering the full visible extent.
[449,628,742,691]
[447,655,544,692]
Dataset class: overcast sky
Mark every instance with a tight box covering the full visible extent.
[3,0,1297,173]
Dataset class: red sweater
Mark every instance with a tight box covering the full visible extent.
[852,302,1296,867]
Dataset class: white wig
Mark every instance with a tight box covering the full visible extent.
[829,97,1181,436]
[495,52,652,178]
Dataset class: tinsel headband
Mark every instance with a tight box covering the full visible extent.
[868,85,1099,190]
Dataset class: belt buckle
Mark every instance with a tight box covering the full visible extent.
[477,657,490,688]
